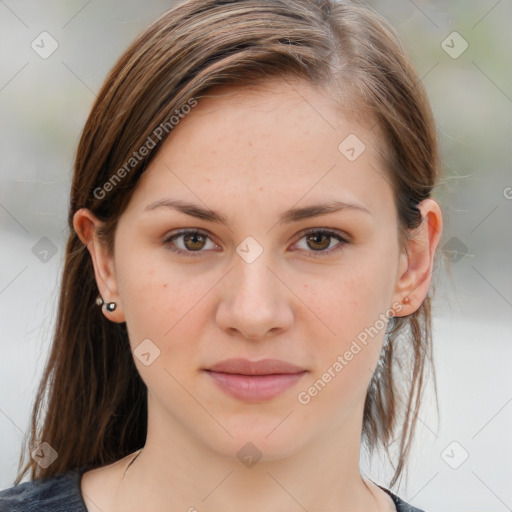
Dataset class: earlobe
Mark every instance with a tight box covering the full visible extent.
[72,208,125,323]
[392,198,443,316]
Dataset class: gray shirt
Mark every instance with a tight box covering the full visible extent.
[0,467,426,511]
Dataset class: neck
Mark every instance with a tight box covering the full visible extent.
[112,397,389,512]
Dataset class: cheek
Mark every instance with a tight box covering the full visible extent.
[118,264,172,341]
[315,257,393,343]
[116,251,208,349]
[117,258,215,395]
[300,252,395,405]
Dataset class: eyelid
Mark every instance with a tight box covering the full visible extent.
[162,227,350,258]
[291,227,349,257]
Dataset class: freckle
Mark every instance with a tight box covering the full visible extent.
[163,283,167,288]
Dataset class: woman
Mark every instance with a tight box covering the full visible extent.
[0,0,443,510]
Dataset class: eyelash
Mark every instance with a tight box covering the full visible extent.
[163,228,349,258]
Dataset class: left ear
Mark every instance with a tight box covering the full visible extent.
[392,198,443,316]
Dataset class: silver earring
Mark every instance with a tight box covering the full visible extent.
[106,302,117,312]
[96,295,117,312]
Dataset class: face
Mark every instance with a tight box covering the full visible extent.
[82,78,416,461]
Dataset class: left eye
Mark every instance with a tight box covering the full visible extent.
[163,229,348,257]
[293,229,348,256]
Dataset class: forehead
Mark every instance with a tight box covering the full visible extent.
[175,77,380,155]
[127,78,393,218]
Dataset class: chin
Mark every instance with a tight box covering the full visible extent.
[200,414,310,463]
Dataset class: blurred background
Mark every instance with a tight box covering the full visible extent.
[0,1,511,510]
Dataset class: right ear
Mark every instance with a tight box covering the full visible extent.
[72,208,125,323]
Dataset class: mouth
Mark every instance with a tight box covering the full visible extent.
[202,358,308,402]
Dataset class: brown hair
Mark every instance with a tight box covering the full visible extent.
[15,0,440,488]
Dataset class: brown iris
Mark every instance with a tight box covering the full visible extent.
[306,232,331,251]
[183,232,207,251]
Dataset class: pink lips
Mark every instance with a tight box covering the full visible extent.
[203,358,308,402]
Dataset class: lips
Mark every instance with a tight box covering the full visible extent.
[203,358,308,402]
[206,358,306,375]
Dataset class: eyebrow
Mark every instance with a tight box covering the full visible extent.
[143,198,371,226]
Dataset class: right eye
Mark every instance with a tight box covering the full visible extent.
[163,229,220,257]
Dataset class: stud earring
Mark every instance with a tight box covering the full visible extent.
[96,294,117,312]
[402,296,411,304]
[106,302,117,312]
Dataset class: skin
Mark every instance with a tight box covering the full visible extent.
[74,77,442,512]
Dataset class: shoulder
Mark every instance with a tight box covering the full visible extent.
[382,487,427,512]
[0,468,87,512]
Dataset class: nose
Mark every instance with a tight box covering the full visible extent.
[215,253,294,341]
